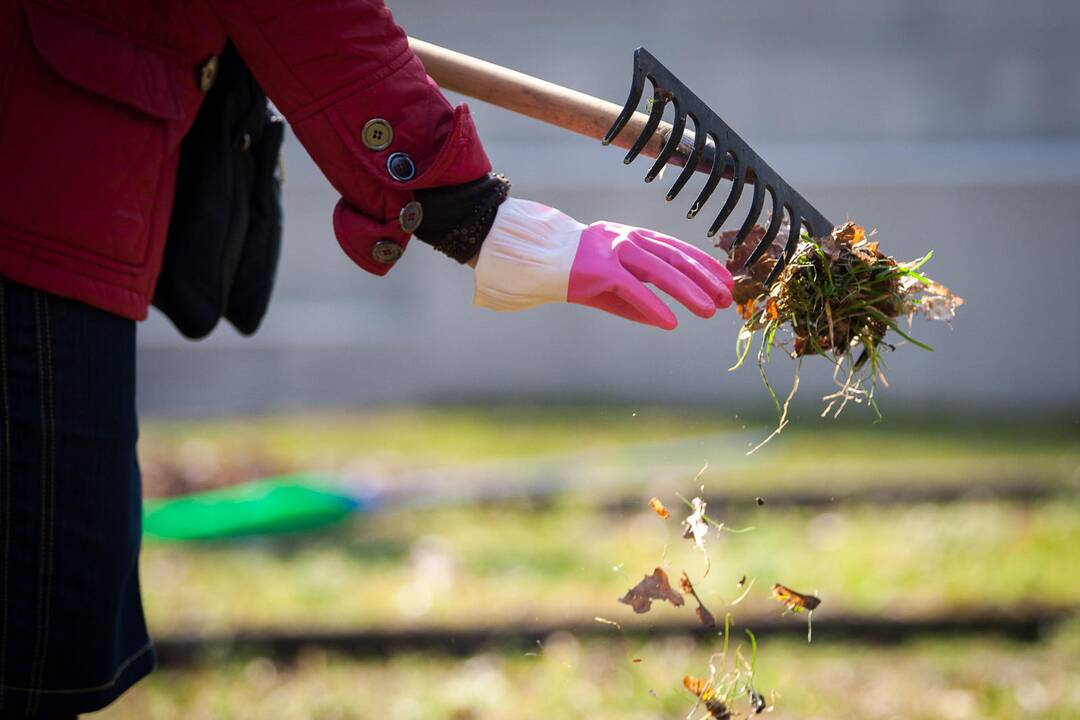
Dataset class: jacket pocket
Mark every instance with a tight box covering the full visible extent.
[0,2,192,270]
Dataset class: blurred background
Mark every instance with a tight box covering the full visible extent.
[104,1,1079,718]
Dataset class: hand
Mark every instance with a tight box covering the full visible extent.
[472,198,733,329]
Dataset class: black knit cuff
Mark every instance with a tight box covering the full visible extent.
[414,173,511,264]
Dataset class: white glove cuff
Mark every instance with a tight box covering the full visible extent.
[472,198,584,312]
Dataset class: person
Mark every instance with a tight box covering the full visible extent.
[0,0,734,716]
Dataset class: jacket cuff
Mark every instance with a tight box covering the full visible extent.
[324,100,493,275]
[290,51,492,276]
[333,200,411,276]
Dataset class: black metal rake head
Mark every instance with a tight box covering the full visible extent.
[603,48,834,286]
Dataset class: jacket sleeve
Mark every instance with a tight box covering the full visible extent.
[210,0,492,275]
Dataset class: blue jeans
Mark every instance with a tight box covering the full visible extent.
[0,277,153,717]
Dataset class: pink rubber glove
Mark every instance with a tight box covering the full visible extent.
[473,199,733,329]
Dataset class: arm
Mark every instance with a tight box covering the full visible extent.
[210,0,492,275]
[211,0,732,329]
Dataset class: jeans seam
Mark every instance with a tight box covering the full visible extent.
[38,293,56,715]
[27,291,56,715]
[0,277,8,712]
[27,291,44,714]
[0,639,153,695]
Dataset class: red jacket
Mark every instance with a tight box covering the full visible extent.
[0,0,491,320]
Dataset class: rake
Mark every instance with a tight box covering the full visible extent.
[410,39,834,285]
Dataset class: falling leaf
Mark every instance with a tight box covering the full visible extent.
[684,675,710,697]
[631,657,643,664]
[771,583,821,613]
[648,497,670,519]
[737,575,747,587]
[678,572,694,595]
[755,496,765,506]
[684,675,732,720]
[695,605,717,629]
[683,497,709,551]
[770,585,820,643]
[679,572,717,629]
[618,567,684,614]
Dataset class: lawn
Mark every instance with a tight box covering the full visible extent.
[137,406,1080,499]
[98,406,1080,719]
[100,630,1080,720]
[140,500,1080,634]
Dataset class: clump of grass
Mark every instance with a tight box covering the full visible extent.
[719,222,962,446]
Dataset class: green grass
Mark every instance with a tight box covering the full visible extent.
[123,407,1080,719]
[139,406,735,474]
[141,500,1080,634]
[100,628,1080,720]
[138,406,1080,499]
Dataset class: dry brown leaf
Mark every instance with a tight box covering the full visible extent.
[618,567,684,614]
[764,297,780,321]
[684,675,732,719]
[915,278,965,322]
[679,572,717,628]
[695,605,717,629]
[679,572,695,595]
[684,675,711,697]
[771,583,821,613]
[648,497,670,520]
[736,295,759,321]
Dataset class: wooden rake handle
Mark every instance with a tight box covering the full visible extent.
[408,37,676,165]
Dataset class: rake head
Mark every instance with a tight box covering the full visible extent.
[603,48,834,286]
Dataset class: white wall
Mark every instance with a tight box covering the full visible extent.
[136,0,1080,416]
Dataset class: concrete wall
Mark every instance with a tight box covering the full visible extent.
[136,0,1080,416]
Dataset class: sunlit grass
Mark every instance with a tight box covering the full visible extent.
[142,500,1080,634]
[101,627,1080,720]
[129,408,1080,719]
[138,406,1080,499]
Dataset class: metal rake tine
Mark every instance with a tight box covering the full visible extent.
[730,179,766,251]
[688,142,727,219]
[805,216,832,242]
[645,101,685,183]
[666,117,706,202]
[603,48,834,256]
[602,65,646,146]
[707,154,744,236]
[622,91,667,165]
[743,187,782,269]
[764,210,803,287]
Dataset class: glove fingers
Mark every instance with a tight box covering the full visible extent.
[618,243,716,319]
[611,272,679,330]
[629,229,734,293]
[629,234,733,308]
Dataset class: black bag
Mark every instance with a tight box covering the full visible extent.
[154,40,285,339]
